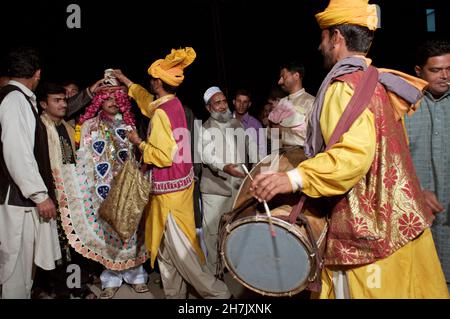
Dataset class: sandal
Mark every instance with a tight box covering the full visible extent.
[100,287,119,299]
[132,283,149,293]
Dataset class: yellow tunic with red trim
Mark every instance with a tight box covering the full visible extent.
[297,78,448,298]
[128,84,204,267]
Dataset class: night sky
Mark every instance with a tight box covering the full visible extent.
[1,0,449,120]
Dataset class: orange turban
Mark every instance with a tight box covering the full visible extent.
[316,0,379,31]
[148,47,196,87]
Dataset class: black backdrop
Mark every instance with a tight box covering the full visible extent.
[1,0,449,120]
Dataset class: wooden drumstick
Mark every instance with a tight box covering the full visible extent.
[241,164,276,238]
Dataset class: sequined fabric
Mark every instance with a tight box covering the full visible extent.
[62,114,148,270]
[324,71,434,266]
[99,159,151,242]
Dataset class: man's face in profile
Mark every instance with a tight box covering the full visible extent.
[319,30,335,70]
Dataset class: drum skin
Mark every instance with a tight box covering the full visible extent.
[220,147,327,297]
[232,147,307,213]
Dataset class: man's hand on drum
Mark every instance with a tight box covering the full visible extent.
[251,172,293,202]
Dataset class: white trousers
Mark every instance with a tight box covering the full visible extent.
[332,271,350,299]
[196,228,208,257]
[1,187,61,299]
[0,209,36,299]
[158,213,231,299]
[201,193,234,274]
[100,265,148,289]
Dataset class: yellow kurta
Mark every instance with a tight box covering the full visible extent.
[128,84,204,268]
[128,83,157,119]
[298,81,448,298]
[298,81,376,198]
[317,229,449,299]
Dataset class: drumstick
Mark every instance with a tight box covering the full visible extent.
[241,164,276,238]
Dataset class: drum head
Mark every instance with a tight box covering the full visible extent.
[223,218,311,296]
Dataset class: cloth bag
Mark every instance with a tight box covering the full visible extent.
[99,158,151,242]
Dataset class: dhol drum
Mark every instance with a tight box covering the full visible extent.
[218,147,328,297]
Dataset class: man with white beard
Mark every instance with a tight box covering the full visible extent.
[200,86,255,274]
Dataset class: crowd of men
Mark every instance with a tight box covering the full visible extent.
[0,0,449,299]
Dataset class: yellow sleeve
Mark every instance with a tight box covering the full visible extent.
[128,83,156,119]
[298,81,376,198]
[141,109,177,167]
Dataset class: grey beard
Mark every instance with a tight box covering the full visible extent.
[211,109,232,123]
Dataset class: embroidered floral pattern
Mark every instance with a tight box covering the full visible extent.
[334,242,358,264]
[387,137,402,154]
[379,203,392,223]
[349,217,369,236]
[398,213,423,238]
[324,72,433,266]
[402,181,414,199]
[383,166,398,190]
[360,192,376,213]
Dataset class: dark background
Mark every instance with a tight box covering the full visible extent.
[1,0,449,120]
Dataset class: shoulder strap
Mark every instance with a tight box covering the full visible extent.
[325,65,379,151]
[289,65,379,224]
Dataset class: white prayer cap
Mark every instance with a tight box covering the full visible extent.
[203,86,223,104]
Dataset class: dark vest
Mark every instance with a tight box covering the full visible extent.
[0,84,55,207]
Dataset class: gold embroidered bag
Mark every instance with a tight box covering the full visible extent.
[99,159,151,242]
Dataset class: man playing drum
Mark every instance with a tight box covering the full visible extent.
[251,0,449,298]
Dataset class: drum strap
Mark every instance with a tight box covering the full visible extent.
[325,65,379,149]
[289,65,380,292]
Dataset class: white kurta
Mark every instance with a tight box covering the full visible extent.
[0,81,60,298]
[277,88,315,146]
[200,119,246,273]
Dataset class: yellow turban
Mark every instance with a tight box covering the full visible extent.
[148,47,196,87]
[316,0,378,31]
